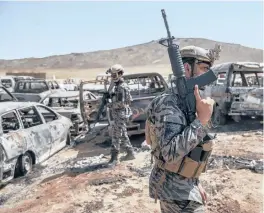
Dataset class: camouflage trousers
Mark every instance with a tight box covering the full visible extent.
[111,109,133,152]
[160,200,204,213]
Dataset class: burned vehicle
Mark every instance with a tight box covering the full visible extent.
[40,90,99,137]
[82,73,111,95]
[0,102,72,183]
[80,72,169,136]
[12,79,65,102]
[0,85,18,102]
[54,79,78,91]
[0,76,16,93]
[0,75,36,93]
[208,62,263,125]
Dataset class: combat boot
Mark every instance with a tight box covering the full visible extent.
[108,149,120,165]
[120,148,136,161]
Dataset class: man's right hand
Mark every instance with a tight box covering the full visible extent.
[194,85,215,126]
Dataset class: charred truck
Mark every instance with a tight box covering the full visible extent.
[79,72,169,137]
[208,62,263,125]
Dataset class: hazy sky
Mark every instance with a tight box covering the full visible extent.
[0,1,263,59]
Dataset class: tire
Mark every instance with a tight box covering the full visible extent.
[212,105,227,126]
[66,131,71,145]
[17,152,33,176]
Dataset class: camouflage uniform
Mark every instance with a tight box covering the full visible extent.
[110,80,133,152]
[107,64,135,164]
[146,93,207,213]
[146,45,221,213]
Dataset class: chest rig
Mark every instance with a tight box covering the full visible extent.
[111,82,128,103]
[149,120,214,179]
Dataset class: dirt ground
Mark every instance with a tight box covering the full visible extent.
[0,120,263,213]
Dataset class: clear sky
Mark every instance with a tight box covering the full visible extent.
[0,1,263,60]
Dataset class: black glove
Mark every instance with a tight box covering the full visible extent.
[110,92,116,98]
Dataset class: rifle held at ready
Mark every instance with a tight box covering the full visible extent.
[159,9,217,140]
[95,81,115,123]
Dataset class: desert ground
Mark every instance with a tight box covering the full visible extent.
[0,64,173,81]
[0,118,263,213]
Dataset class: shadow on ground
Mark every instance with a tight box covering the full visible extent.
[74,132,145,158]
[213,117,263,133]
[73,117,262,158]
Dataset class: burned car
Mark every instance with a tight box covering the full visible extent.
[82,73,111,95]
[80,72,169,136]
[48,78,79,91]
[0,85,18,102]
[0,76,16,93]
[12,79,65,102]
[40,90,99,137]
[0,102,72,183]
[208,62,263,125]
[0,76,36,93]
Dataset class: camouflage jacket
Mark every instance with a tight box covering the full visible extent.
[146,92,209,204]
[110,81,132,115]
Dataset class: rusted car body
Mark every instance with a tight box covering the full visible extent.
[208,62,263,125]
[0,102,72,183]
[12,79,65,102]
[79,81,106,126]
[40,90,99,137]
[80,72,169,136]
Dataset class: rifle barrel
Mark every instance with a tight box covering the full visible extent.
[161,9,172,45]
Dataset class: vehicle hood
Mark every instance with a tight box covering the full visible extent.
[13,90,52,102]
[52,107,80,118]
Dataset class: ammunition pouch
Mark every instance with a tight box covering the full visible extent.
[149,122,157,148]
[154,141,213,178]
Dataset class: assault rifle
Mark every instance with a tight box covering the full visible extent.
[159,9,217,140]
[94,81,115,123]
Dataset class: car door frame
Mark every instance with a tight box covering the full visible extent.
[16,105,53,164]
[0,109,26,160]
[35,104,67,156]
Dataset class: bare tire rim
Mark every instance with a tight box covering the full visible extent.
[24,156,32,172]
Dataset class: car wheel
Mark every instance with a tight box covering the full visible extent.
[19,152,33,176]
[212,105,227,126]
[66,131,71,145]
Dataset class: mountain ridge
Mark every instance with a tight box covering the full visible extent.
[0,37,263,70]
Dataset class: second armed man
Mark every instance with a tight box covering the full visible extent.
[107,64,136,165]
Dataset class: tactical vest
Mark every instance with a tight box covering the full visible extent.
[148,122,213,178]
[111,83,131,106]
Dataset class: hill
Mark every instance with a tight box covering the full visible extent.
[0,38,263,71]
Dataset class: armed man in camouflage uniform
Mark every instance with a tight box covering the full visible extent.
[145,45,221,213]
[107,64,136,165]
